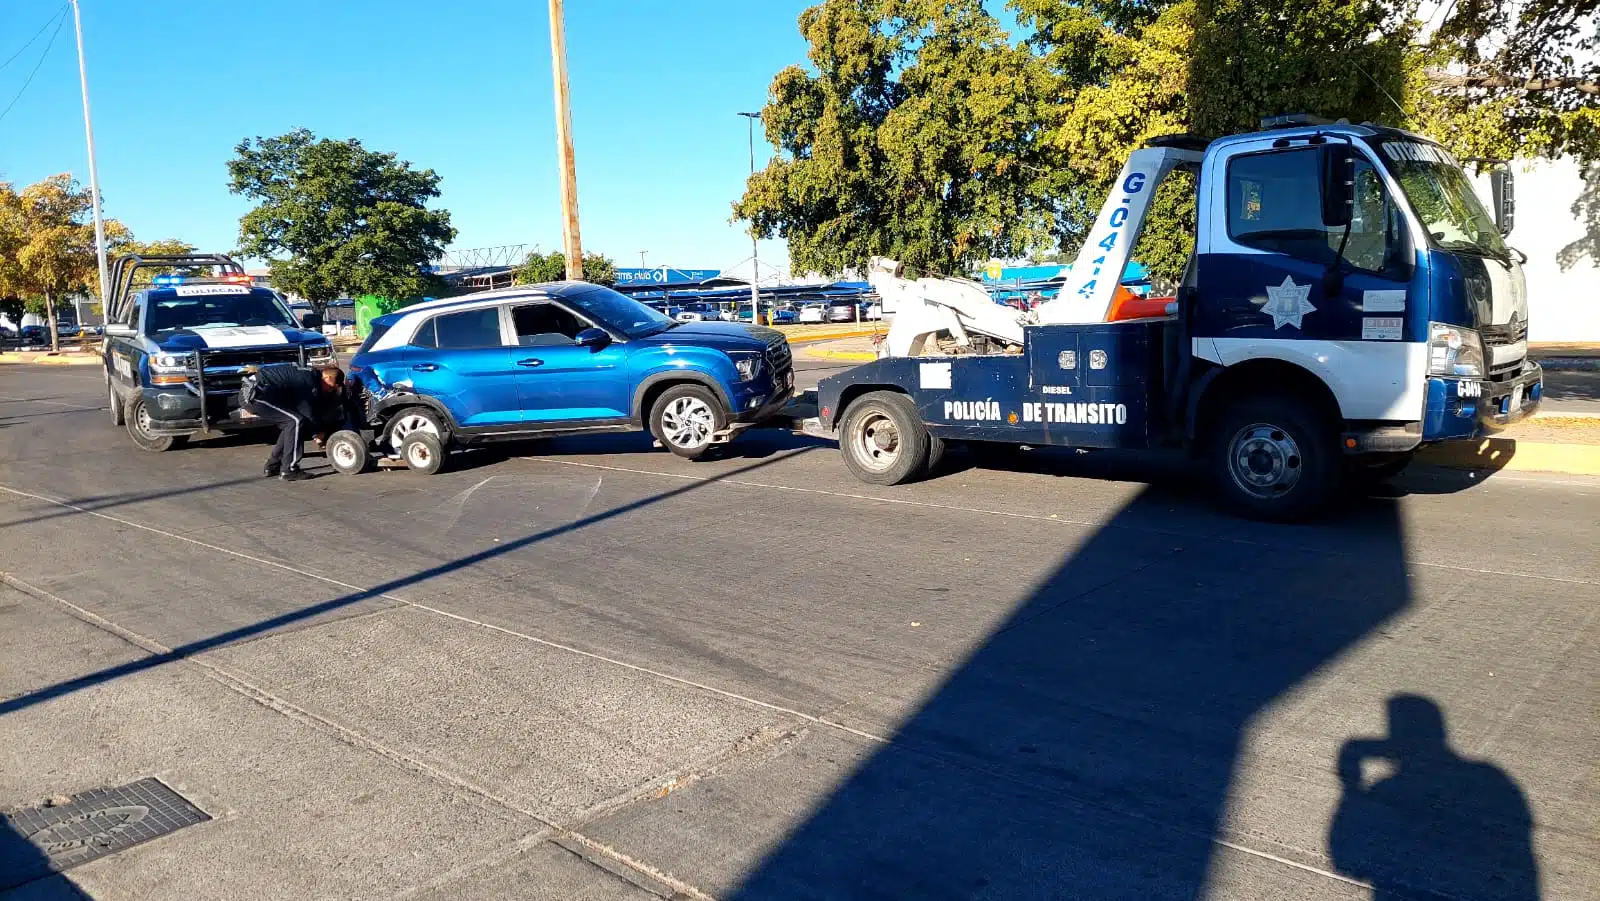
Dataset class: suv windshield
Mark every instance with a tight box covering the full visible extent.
[146,289,297,334]
[1374,140,1508,260]
[563,286,675,338]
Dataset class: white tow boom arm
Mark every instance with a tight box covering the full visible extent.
[1036,146,1203,325]
[870,258,1026,358]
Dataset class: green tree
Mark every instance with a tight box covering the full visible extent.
[513,250,617,286]
[735,0,1053,276]
[0,176,131,351]
[228,129,456,310]
[744,0,1600,284]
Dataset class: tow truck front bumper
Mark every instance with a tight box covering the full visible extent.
[1422,361,1543,442]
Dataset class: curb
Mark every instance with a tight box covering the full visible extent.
[1417,438,1600,476]
[0,352,101,367]
[1536,357,1600,372]
[776,326,884,342]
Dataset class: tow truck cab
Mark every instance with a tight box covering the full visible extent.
[816,121,1541,519]
[102,254,335,452]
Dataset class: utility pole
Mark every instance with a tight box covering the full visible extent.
[738,112,762,324]
[71,0,111,325]
[548,0,584,280]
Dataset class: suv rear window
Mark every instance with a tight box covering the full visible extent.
[356,322,391,354]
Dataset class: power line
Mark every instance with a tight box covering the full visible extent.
[0,3,68,73]
[0,4,69,127]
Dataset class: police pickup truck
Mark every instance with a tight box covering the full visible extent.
[102,253,336,451]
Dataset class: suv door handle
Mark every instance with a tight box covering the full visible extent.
[412,363,439,372]
[517,358,544,368]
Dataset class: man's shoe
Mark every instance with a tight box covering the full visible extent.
[263,464,281,478]
[280,469,313,482]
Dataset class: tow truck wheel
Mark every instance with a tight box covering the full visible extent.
[107,380,125,427]
[401,432,445,475]
[124,395,184,453]
[839,390,933,486]
[326,429,371,475]
[1208,394,1339,522]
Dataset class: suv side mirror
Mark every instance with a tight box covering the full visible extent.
[1319,143,1356,228]
[1490,168,1515,236]
[300,311,325,331]
[576,327,610,349]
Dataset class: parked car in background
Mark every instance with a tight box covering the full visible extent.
[862,302,883,321]
[826,300,858,323]
[798,304,826,323]
[675,304,709,323]
[769,306,798,324]
[56,323,81,339]
[20,326,47,346]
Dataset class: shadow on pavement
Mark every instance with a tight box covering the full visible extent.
[1330,694,1539,901]
[0,817,93,899]
[0,449,812,718]
[727,487,1540,900]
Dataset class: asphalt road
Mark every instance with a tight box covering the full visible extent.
[2,362,1598,901]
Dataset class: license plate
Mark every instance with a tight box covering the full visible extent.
[1510,385,1524,412]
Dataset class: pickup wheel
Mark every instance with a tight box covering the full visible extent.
[1207,394,1340,521]
[839,391,933,486]
[124,395,185,453]
[650,384,726,460]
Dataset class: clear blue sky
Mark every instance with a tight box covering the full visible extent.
[0,0,822,277]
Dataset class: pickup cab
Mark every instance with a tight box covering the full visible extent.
[348,282,794,466]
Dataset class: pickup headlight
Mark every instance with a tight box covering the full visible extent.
[729,352,763,382]
[150,352,194,372]
[1427,323,1485,378]
[306,342,335,365]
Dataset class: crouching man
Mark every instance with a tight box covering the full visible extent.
[242,362,346,481]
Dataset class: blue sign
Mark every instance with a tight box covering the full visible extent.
[614,267,722,287]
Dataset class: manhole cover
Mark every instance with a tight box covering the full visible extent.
[1,778,209,890]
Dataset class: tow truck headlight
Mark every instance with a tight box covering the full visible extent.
[306,342,335,365]
[729,352,763,382]
[1427,323,1485,378]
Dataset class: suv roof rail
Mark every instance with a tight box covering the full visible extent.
[107,253,245,323]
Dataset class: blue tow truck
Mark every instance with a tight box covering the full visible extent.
[807,118,1542,520]
[102,253,336,451]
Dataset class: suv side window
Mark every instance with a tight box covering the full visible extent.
[430,308,504,349]
[1227,148,1398,273]
[511,302,589,346]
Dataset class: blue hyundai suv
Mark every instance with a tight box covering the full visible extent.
[348,282,795,463]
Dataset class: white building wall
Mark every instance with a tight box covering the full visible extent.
[1474,157,1600,342]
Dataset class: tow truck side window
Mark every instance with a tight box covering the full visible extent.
[1228,148,1399,273]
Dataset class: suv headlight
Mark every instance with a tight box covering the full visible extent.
[1428,323,1485,378]
[729,352,763,382]
[306,342,335,365]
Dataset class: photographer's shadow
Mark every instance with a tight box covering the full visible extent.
[1330,694,1540,900]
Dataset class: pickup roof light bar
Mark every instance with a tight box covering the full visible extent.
[152,274,253,287]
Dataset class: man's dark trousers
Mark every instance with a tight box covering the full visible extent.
[247,399,309,473]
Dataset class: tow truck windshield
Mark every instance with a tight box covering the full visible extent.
[146,289,297,334]
[1376,139,1508,260]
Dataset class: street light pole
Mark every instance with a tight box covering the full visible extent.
[738,112,762,324]
[640,251,647,269]
[70,0,110,326]
[548,0,584,281]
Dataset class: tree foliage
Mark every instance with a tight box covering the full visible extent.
[739,0,1600,282]
[513,250,617,286]
[0,175,132,350]
[229,129,456,308]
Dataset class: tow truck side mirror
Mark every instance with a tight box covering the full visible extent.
[1490,168,1515,237]
[1319,144,1356,229]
